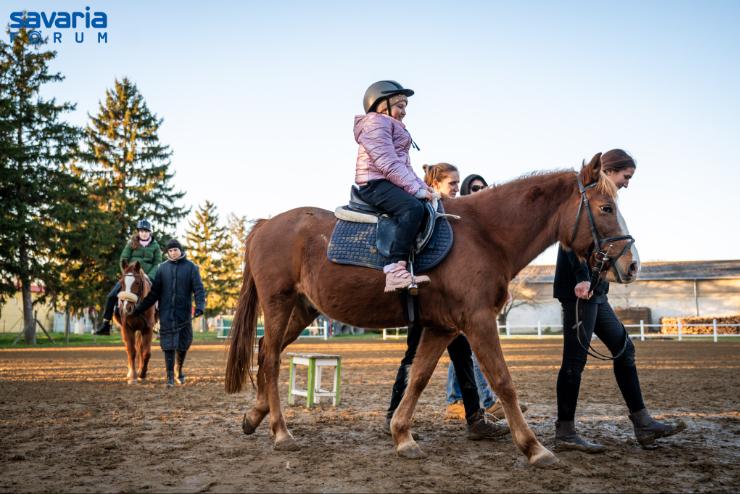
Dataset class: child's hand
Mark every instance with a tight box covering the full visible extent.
[414,188,433,200]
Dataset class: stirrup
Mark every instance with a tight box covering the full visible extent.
[406,260,430,295]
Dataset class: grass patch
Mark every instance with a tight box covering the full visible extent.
[0,330,226,348]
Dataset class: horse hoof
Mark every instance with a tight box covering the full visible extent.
[396,440,427,459]
[273,436,300,451]
[529,448,558,467]
[242,414,258,435]
[127,380,136,385]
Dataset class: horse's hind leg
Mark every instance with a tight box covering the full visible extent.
[243,302,318,437]
[255,299,317,451]
[464,312,557,467]
[242,336,269,435]
[391,327,454,459]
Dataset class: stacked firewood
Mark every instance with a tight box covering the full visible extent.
[660,315,740,335]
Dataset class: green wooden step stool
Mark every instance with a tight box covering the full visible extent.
[287,353,341,407]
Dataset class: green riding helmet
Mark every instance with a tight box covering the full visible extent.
[363,80,415,114]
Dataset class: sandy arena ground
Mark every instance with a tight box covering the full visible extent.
[1,338,739,493]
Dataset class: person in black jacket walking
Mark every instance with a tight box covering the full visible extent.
[553,149,685,452]
[134,239,205,387]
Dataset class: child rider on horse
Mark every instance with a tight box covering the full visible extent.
[354,80,434,292]
[96,219,162,335]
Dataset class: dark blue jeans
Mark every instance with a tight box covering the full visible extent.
[387,324,482,422]
[447,346,496,408]
[557,298,645,421]
[357,179,425,263]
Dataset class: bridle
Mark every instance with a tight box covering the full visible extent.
[119,272,148,324]
[569,173,635,361]
[570,173,635,274]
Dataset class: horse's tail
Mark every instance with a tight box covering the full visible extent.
[225,219,268,394]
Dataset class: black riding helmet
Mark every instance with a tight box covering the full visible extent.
[136,219,152,232]
[363,80,414,114]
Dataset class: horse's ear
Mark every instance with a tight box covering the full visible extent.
[121,259,128,271]
[579,152,603,185]
[133,261,141,272]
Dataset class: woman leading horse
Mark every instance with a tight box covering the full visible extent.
[225,153,638,466]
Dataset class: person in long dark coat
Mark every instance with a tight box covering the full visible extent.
[134,238,205,387]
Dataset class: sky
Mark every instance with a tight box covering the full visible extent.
[7,1,740,264]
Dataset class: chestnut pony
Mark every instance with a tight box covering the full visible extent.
[114,261,157,384]
[225,154,638,466]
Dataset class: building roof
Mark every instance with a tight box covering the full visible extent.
[520,260,740,283]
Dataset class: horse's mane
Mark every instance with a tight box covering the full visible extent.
[487,167,618,199]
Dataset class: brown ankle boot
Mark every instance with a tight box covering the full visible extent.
[466,409,510,440]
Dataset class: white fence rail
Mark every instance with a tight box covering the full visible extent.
[212,315,738,343]
[499,320,740,343]
[215,316,329,340]
[381,320,740,343]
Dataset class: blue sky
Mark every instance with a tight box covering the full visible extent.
[7,1,740,263]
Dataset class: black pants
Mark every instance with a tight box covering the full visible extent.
[557,298,645,422]
[102,281,122,320]
[387,323,481,422]
[357,179,425,263]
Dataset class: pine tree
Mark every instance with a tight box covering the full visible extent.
[79,77,188,306]
[223,213,252,309]
[0,29,86,343]
[185,201,232,329]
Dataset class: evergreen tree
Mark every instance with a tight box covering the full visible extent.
[185,201,231,328]
[79,77,188,306]
[223,213,252,309]
[0,29,86,343]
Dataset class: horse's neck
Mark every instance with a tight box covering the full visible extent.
[477,171,574,275]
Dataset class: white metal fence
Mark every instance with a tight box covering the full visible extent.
[382,320,740,343]
[487,320,740,343]
[215,316,329,340]
[212,316,739,343]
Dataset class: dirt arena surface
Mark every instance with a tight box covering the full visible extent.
[1,338,738,493]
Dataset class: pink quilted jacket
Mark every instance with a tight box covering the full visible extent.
[354,112,427,195]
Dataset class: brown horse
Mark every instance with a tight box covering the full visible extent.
[225,153,638,466]
[113,261,157,384]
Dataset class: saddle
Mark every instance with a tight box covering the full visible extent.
[327,186,457,273]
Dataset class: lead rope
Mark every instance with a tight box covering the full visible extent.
[572,245,629,361]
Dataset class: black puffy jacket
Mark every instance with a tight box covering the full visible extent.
[138,253,205,332]
[553,245,609,303]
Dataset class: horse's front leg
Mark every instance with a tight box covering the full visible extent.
[391,327,454,459]
[122,328,138,385]
[464,312,557,467]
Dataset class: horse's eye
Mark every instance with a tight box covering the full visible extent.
[600,204,614,214]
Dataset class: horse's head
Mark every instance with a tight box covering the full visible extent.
[563,153,640,284]
[119,261,145,315]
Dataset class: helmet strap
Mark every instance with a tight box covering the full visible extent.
[386,97,392,117]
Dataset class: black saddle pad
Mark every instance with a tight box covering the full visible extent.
[327,213,454,273]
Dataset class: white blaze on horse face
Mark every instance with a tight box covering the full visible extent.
[123,274,135,314]
[124,273,135,293]
[614,209,640,282]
